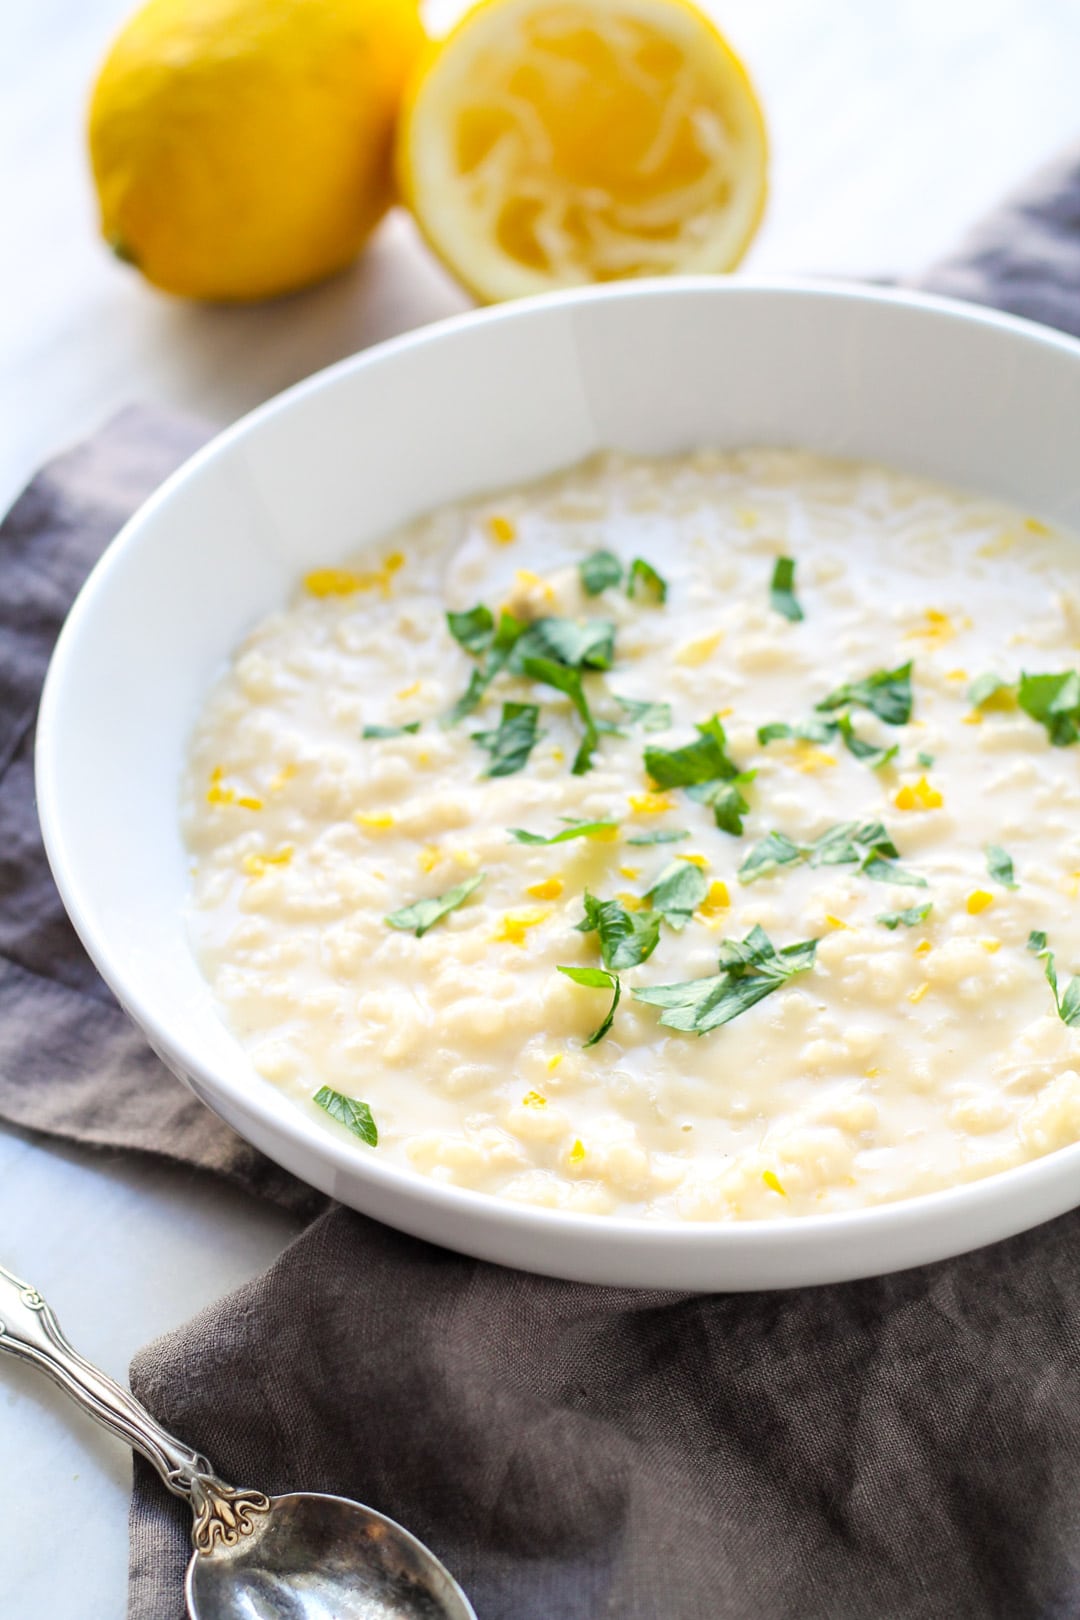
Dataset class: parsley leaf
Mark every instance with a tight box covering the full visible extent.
[627,557,667,604]
[385,873,485,937]
[511,616,615,672]
[613,695,672,732]
[769,556,803,622]
[739,821,926,887]
[575,893,661,970]
[969,672,1011,710]
[757,718,836,746]
[580,550,623,595]
[917,750,936,768]
[472,702,541,776]
[444,609,526,724]
[987,844,1019,889]
[876,901,933,930]
[688,773,755,835]
[447,604,496,655]
[627,828,690,846]
[520,655,598,774]
[314,1086,378,1146]
[835,712,898,770]
[633,926,818,1035]
[508,819,618,845]
[1028,930,1080,1026]
[738,830,805,883]
[1018,670,1080,746]
[758,714,896,770]
[557,964,622,1046]
[816,661,913,726]
[362,722,421,738]
[644,715,741,789]
[645,861,709,931]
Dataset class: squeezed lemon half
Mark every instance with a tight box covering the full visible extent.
[398,0,768,301]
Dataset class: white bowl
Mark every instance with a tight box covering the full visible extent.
[36,279,1080,1290]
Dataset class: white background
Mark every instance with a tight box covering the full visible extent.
[2,0,1079,1612]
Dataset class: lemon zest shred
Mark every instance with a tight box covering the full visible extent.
[915,939,933,957]
[526,876,564,900]
[763,1170,787,1197]
[824,914,850,931]
[488,514,516,544]
[242,845,293,878]
[355,811,395,831]
[895,775,943,812]
[521,1091,547,1108]
[908,981,930,1004]
[547,1053,564,1073]
[494,910,551,945]
[569,1139,586,1165]
[396,680,421,699]
[618,865,641,880]
[966,890,994,915]
[628,792,677,814]
[981,938,1002,953]
[677,853,708,868]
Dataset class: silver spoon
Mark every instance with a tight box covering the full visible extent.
[0,1260,476,1619]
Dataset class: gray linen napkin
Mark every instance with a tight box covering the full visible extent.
[1,141,1079,1620]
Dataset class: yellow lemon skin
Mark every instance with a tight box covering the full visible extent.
[88,0,424,301]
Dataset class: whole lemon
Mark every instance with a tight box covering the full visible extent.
[88,0,424,301]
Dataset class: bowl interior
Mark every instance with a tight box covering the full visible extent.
[35,280,1080,1282]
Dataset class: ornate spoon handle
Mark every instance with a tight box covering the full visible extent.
[0,1259,269,1553]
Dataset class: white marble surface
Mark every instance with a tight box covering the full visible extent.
[1,0,1078,1613]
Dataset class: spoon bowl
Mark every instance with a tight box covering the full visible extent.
[0,1262,475,1620]
[186,1491,476,1620]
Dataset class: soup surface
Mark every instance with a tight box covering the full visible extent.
[183,449,1080,1219]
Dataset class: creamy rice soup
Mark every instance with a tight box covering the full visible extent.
[183,449,1080,1220]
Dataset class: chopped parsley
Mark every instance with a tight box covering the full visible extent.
[472,702,541,776]
[509,819,617,845]
[769,556,803,622]
[557,964,622,1046]
[876,901,933,930]
[1017,670,1080,746]
[362,721,421,738]
[916,750,936,769]
[314,1086,378,1146]
[986,844,1019,889]
[816,661,913,727]
[1028,930,1080,1026]
[758,713,897,771]
[688,775,755,835]
[644,861,709,931]
[644,715,741,789]
[627,557,667,604]
[737,830,804,883]
[633,926,818,1035]
[575,893,661,970]
[513,616,615,672]
[834,712,898,770]
[520,656,598,774]
[626,828,690,846]
[739,821,926,887]
[444,607,526,724]
[579,550,623,595]
[613,695,672,732]
[385,873,484,937]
